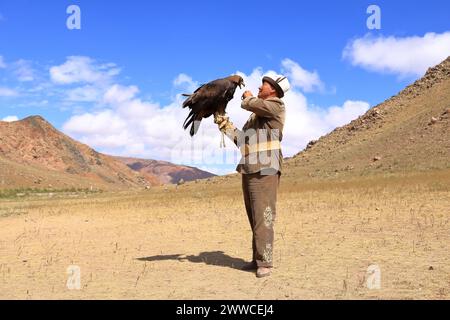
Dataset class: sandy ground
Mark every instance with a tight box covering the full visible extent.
[1,173,449,300]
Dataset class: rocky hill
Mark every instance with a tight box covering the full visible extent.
[0,116,149,190]
[284,56,450,179]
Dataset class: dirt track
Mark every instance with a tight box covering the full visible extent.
[1,173,449,299]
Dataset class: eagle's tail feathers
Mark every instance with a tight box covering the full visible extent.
[183,110,195,128]
[190,119,201,136]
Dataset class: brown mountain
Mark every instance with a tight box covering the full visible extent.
[0,116,214,190]
[114,157,216,185]
[283,56,450,179]
[0,115,150,190]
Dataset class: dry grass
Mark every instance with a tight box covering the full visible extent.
[0,170,449,300]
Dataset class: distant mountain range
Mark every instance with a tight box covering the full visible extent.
[0,116,215,190]
[114,156,215,185]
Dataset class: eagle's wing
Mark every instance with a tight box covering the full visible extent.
[182,79,234,108]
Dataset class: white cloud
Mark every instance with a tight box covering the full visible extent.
[103,84,139,105]
[343,32,450,77]
[62,110,127,135]
[62,59,370,175]
[0,87,18,97]
[323,100,370,128]
[173,73,198,92]
[14,59,35,82]
[1,116,19,122]
[50,56,120,85]
[50,56,123,105]
[281,58,324,92]
[0,56,6,68]
[67,85,102,102]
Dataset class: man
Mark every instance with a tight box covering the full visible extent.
[215,75,290,278]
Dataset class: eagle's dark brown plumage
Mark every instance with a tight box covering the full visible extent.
[182,75,245,136]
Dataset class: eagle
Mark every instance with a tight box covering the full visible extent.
[181,75,245,137]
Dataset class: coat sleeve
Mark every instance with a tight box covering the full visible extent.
[241,97,283,118]
[223,126,244,147]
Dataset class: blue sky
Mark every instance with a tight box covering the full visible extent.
[1,0,449,174]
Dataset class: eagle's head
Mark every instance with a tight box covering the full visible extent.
[228,75,245,89]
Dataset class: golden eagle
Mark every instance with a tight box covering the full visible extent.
[182,75,245,136]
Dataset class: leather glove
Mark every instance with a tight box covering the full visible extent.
[214,114,235,133]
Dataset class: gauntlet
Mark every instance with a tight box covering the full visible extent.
[214,114,235,133]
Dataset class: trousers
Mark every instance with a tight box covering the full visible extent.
[242,172,280,268]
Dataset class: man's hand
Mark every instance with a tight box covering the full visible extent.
[241,90,254,100]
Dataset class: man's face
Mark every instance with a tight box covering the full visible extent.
[258,81,277,99]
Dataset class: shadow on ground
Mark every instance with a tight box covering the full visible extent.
[137,251,252,272]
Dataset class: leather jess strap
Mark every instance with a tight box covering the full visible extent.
[240,140,281,156]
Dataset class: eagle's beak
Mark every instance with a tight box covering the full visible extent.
[239,81,245,89]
